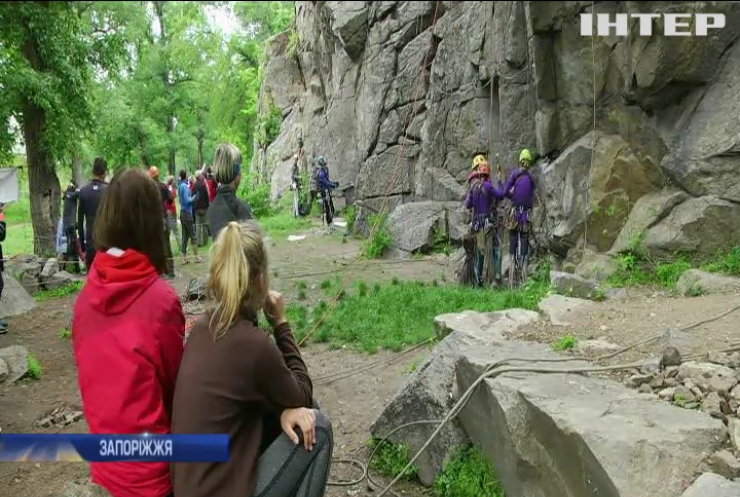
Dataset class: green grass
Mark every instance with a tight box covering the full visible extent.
[289,270,551,353]
[26,354,42,380]
[369,438,419,481]
[362,212,392,259]
[259,209,312,238]
[35,281,83,301]
[702,246,740,276]
[58,327,72,339]
[552,335,577,351]
[435,445,505,497]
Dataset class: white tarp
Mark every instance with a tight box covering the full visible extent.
[0,168,20,204]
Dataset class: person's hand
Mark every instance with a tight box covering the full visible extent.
[280,407,316,451]
[263,290,287,327]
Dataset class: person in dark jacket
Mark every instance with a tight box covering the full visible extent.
[0,204,7,334]
[315,156,338,227]
[62,180,81,273]
[193,171,210,247]
[78,157,109,270]
[149,166,176,279]
[207,143,256,240]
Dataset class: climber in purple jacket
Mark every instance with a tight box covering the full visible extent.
[504,148,537,263]
[465,160,505,286]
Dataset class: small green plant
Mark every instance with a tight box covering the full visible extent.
[357,281,368,297]
[369,439,418,480]
[297,289,307,301]
[552,335,578,351]
[434,445,504,497]
[591,288,607,302]
[58,327,71,339]
[345,205,357,233]
[674,394,687,407]
[688,286,706,297]
[273,269,279,278]
[703,246,740,276]
[296,280,307,290]
[362,212,392,259]
[26,354,42,380]
[320,279,331,290]
[655,260,691,289]
[391,276,400,285]
[287,28,300,58]
[408,360,419,373]
[35,281,83,301]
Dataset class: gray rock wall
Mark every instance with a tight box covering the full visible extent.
[255,1,740,258]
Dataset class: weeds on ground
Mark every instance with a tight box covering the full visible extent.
[702,246,740,276]
[552,335,577,351]
[35,281,83,301]
[362,212,392,259]
[369,438,419,481]
[258,207,312,239]
[298,267,551,353]
[295,280,307,290]
[435,445,505,497]
[58,327,71,339]
[345,205,356,233]
[26,354,42,380]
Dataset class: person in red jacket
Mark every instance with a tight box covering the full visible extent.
[205,166,217,203]
[72,167,185,497]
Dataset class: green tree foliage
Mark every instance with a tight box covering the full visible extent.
[1,1,295,254]
[0,1,134,255]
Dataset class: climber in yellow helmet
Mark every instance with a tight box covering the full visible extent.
[503,148,537,287]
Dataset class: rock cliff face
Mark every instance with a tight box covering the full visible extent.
[255,1,740,259]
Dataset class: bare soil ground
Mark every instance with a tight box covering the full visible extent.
[1,218,738,497]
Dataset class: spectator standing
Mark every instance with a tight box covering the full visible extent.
[178,170,201,264]
[206,143,255,240]
[193,171,210,247]
[77,157,109,270]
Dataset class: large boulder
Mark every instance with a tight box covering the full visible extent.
[574,250,618,281]
[676,269,740,297]
[0,345,29,384]
[456,340,728,497]
[682,473,740,497]
[370,309,539,486]
[385,201,466,253]
[539,131,663,254]
[642,196,740,257]
[609,188,690,255]
[538,294,595,327]
[550,271,602,300]
[0,275,36,318]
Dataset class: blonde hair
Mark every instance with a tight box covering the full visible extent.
[207,221,269,339]
[213,143,243,185]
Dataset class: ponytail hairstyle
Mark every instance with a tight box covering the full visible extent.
[207,221,269,339]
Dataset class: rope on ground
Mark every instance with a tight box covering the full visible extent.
[329,301,740,495]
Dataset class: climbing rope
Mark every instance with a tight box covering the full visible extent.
[326,301,740,494]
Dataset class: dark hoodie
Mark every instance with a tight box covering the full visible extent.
[72,249,185,497]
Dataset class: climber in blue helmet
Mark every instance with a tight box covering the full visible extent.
[314,156,339,227]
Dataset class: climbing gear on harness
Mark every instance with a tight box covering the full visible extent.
[472,154,487,170]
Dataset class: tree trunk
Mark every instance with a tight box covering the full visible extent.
[21,5,60,257]
[72,149,85,187]
[22,103,61,257]
[196,128,204,169]
[167,115,176,176]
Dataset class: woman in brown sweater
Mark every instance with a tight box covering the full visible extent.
[171,221,333,497]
